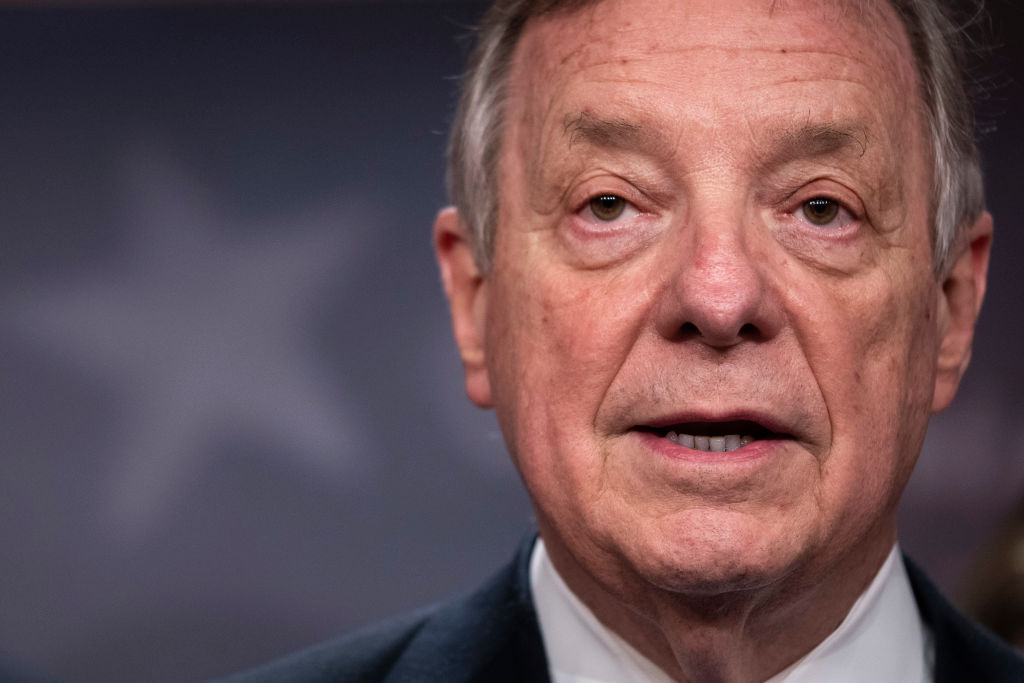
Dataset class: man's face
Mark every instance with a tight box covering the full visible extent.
[439,0,989,601]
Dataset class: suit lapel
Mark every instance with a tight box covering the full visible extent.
[904,555,1024,682]
[384,535,551,683]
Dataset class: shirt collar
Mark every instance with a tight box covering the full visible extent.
[530,538,932,683]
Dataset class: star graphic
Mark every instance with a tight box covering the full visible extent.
[3,142,371,538]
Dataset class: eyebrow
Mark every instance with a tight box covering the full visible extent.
[756,122,870,170]
[563,112,672,156]
[562,112,870,168]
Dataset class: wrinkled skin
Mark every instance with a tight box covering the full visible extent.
[436,0,992,680]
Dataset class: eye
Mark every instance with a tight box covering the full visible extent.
[590,195,627,221]
[802,198,838,225]
[580,194,640,224]
[798,197,852,229]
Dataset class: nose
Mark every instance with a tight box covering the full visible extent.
[654,220,782,349]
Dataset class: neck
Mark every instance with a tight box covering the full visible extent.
[538,524,896,683]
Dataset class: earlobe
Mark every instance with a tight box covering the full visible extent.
[932,211,993,412]
[434,207,493,409]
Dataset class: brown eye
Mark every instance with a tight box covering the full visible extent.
[802,198,840,226]
[589,195,627,222]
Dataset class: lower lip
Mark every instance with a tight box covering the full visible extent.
[634,430,784,464]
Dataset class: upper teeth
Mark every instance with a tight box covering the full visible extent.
[666,431,756,452]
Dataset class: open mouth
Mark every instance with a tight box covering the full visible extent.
[637,421,781,453]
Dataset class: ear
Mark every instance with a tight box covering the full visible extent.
[434,207,493,409]
[932,211,993,412]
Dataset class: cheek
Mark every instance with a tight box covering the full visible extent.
[484,260,651,462]
[806,267,939,508]
[493,270,646,391]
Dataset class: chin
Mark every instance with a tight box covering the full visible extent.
[611,508,814,598]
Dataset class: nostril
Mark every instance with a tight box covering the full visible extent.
[674,321,762,346]
[738,323,759,338]
[679,322,700,339]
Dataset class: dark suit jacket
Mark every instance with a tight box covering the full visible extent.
[217,536,1024,683]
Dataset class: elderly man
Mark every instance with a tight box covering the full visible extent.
[223,0,1023,681]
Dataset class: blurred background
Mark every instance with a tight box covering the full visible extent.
[0,1,1020,681]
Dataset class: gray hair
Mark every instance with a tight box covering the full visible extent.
[446,0,985,276]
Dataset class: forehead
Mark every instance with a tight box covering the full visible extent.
[515,0,913,69]
[502,0,925,179]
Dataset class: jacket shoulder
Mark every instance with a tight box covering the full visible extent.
[212,606,435,683]
[904,555,1024,682]
[212,535,549,683]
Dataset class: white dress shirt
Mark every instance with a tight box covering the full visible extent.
[530,538,933,683]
